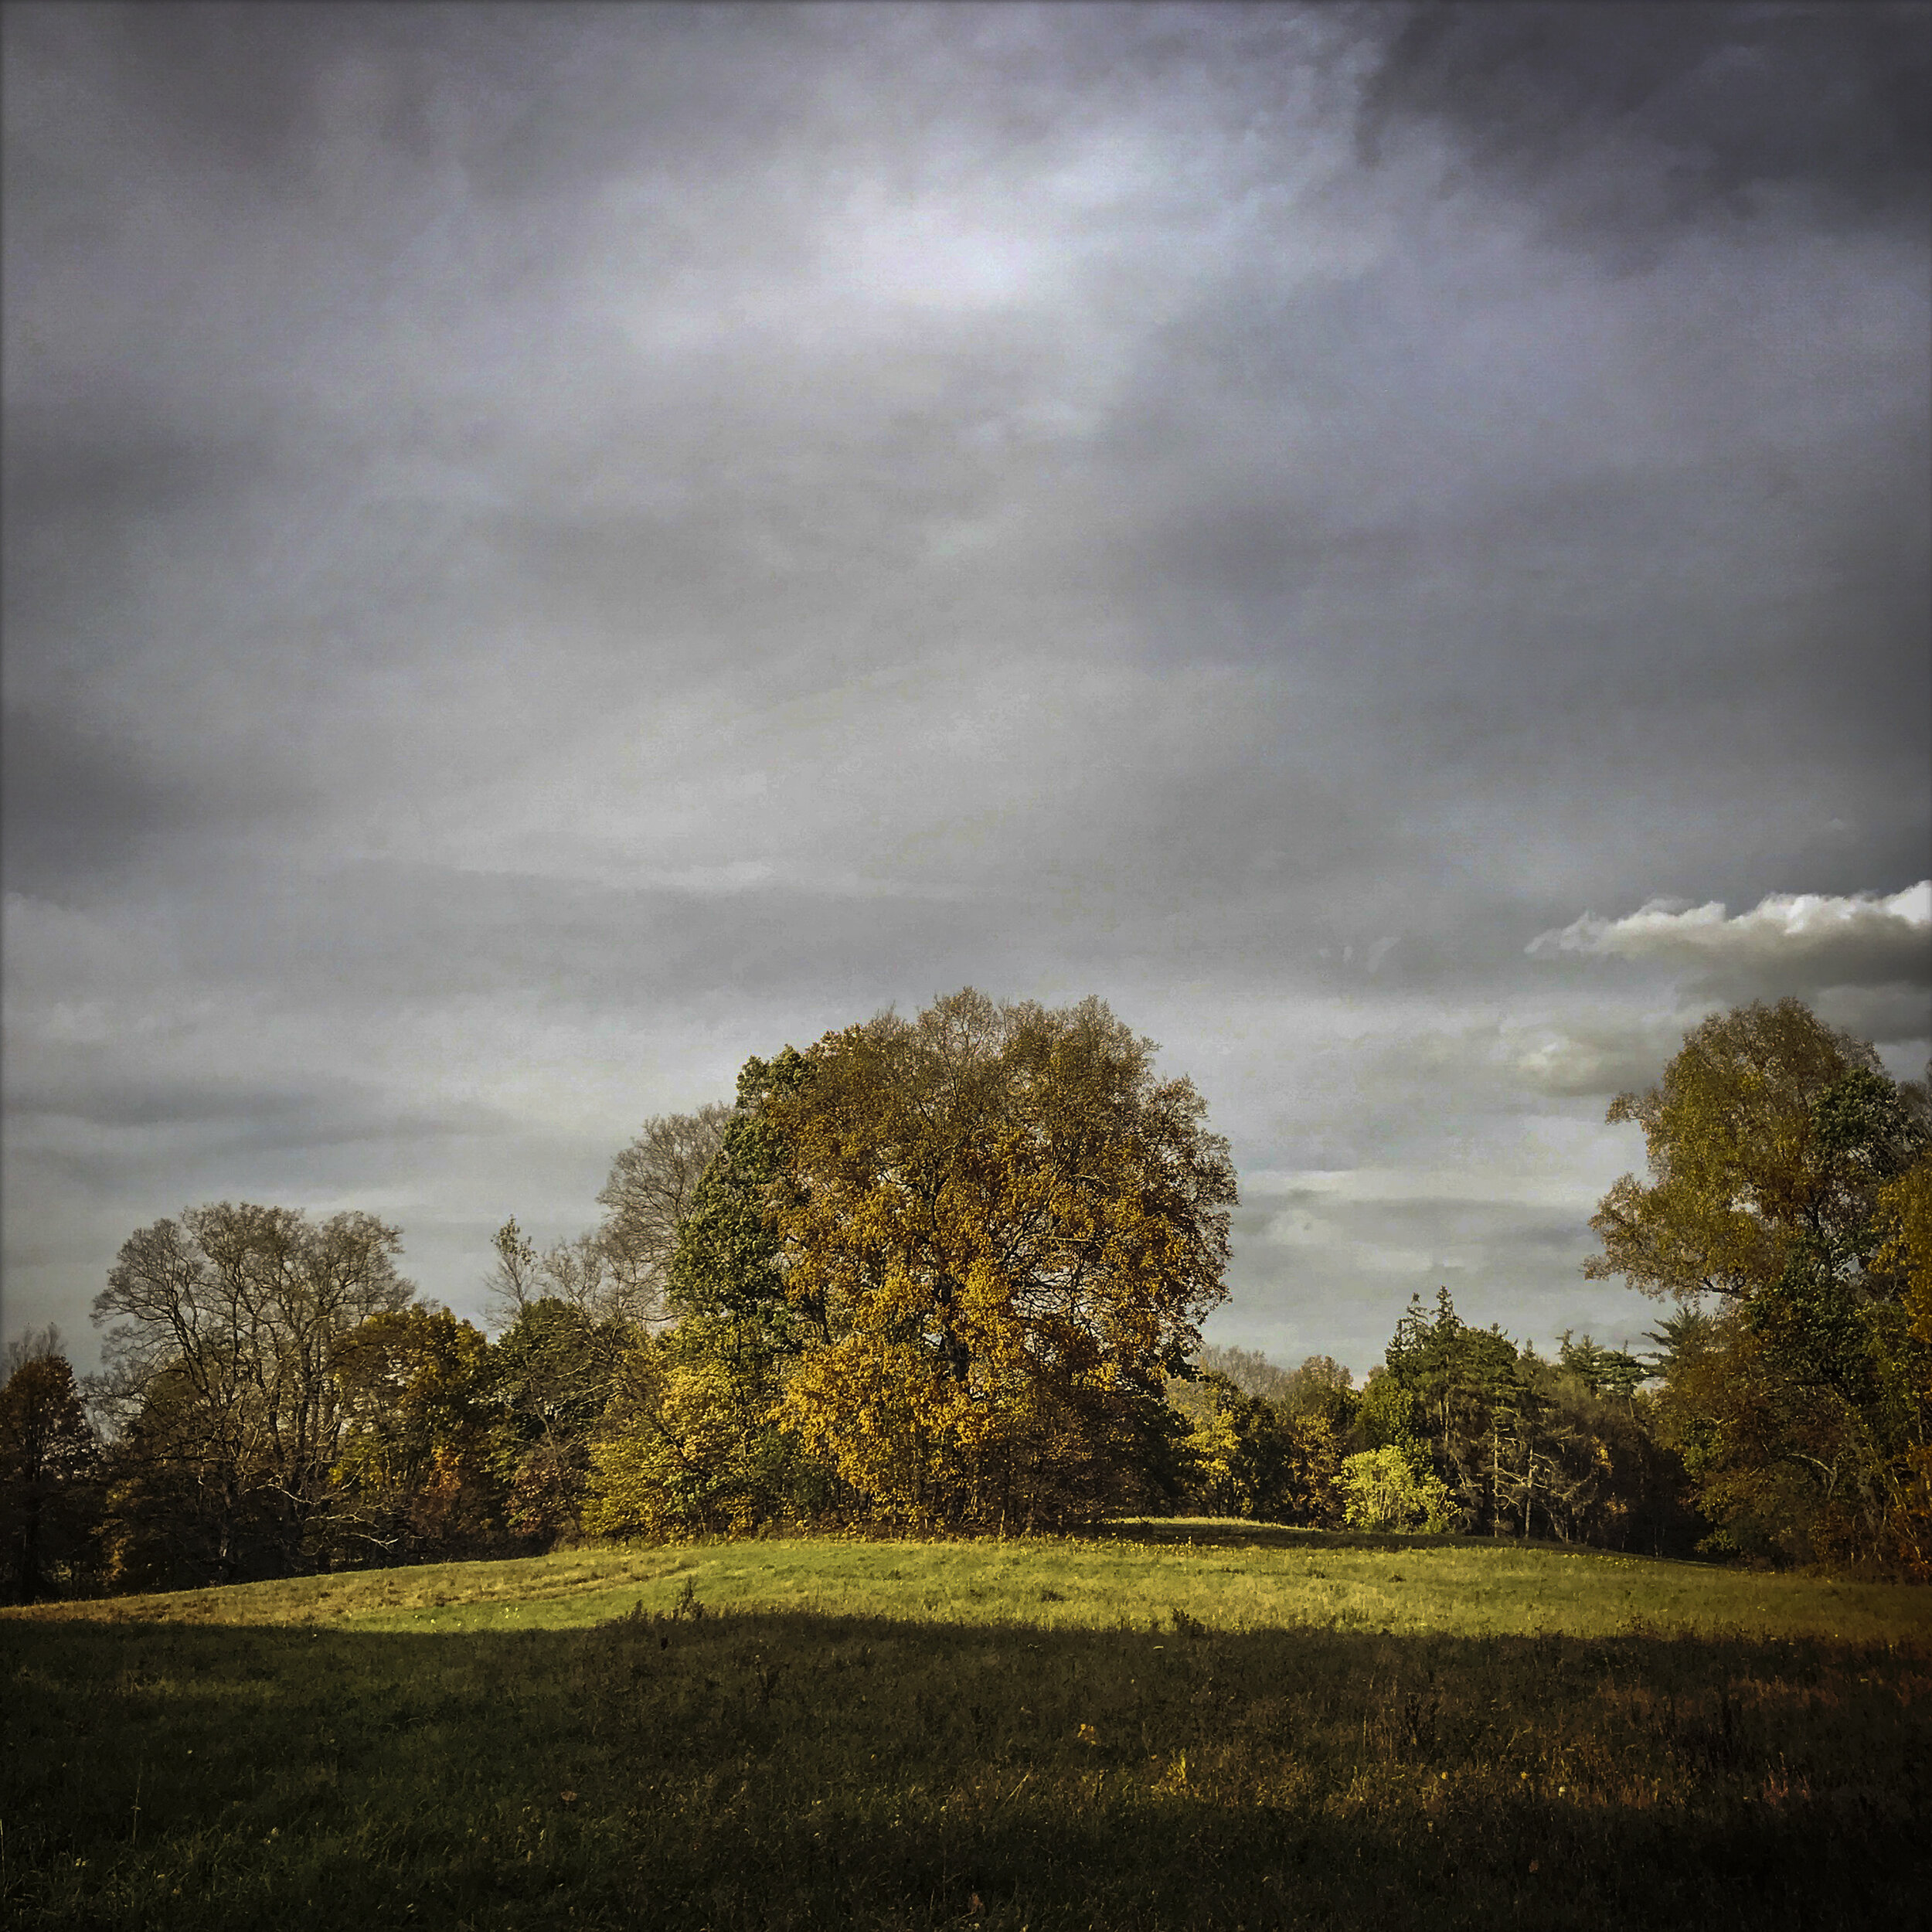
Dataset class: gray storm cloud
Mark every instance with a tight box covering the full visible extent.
[3,2,1927,1376]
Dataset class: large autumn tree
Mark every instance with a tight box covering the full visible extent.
[1585,998,1931,1569]
[767,989,1236,1529]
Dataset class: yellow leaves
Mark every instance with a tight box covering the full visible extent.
[755,990,1236,1526]
[1873,1158,1932,1349]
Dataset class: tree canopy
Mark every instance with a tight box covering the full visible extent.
[1585,999,1932,1570]
[766,989,1236,1529]
[35,988,1932,1594]
[1586,998,1928,1304]
[0,1331,102,1603]
[93,1204,414,1583]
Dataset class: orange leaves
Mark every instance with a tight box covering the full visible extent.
[764,990,1236,1528]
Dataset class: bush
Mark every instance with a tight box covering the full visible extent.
[1338,1447,1454,1532]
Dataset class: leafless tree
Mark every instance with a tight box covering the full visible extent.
[93,1203,413,1577]
[484,1105,730,1336]
[595,1103,733,1322]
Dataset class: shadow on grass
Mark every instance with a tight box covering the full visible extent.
[4,1608,1926,1930]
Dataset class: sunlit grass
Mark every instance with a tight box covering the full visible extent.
[4,1526,1928,1928]
[12,1520,1922,1642]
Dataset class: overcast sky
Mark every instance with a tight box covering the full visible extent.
[5,2,1929,1378]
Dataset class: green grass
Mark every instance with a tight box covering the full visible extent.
[4,1524,1929,1929]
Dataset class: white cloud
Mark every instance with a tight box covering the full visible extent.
[1527,883,1931,996]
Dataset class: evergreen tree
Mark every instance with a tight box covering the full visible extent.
[0,1335,103,1603]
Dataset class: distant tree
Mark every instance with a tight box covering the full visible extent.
[1587,999,1932,1570]
[595,1104,733,1325]
[474,1104,735,1352]
[1556,1332,1647,1403]
[1354,1364,1426,1454]
[1361,1291,1698,1551]
[2,1326,67,1383]
[327,1306,505,1562]
[1170,1370,1345,1526]
[93,1204,413,1586]
[1380,1288,1521,1532]
[1279,1410,1348,1526]
[1641,1307,1719,1382]
[0,1330,103,1602]
[1195,1344,1295,1403]
[487,1297,632,1545]
[770,991,1236,1529]
[1512,1348,1696,1552]
[1279,1354,1359,1433]
[485,1219,642,1333]
[482,1218,547,1323]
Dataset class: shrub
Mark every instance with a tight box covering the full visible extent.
[1338,1446,1454,1532]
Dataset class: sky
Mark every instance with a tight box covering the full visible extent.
[5,1,1929,1379]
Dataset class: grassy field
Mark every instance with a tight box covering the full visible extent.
[4,1522,1929,1930]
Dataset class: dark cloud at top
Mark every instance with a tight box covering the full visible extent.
[1355,2,1932,257]
[2,2,1927,1370]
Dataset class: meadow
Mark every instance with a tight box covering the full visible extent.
[4,1522,1928,1930]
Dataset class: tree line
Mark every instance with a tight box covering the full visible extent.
[3,991,1927,1600]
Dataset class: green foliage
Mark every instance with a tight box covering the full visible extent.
[1360,1290,1700,1553]
[1588,999,1929,1305]
[1589,1001,1932,1572]
[1170,1370,1345,1525]
[486,1298,632,1543]
[665,1049,809,1341]
[1557,1331,1647,1402]
[584,1330,838,1539]
[1355,1366,1425,1452]
[1280,1352,1361,1432]
[325,1306,505,1562]
[1338,1446,1454,1532]
[587,1049,834,1539]
[0,1337,103,1604]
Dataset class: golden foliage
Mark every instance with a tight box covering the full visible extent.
[585,1333,784,1539]
[1874,1158,1932,1348]
[768,990,1236,1528]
